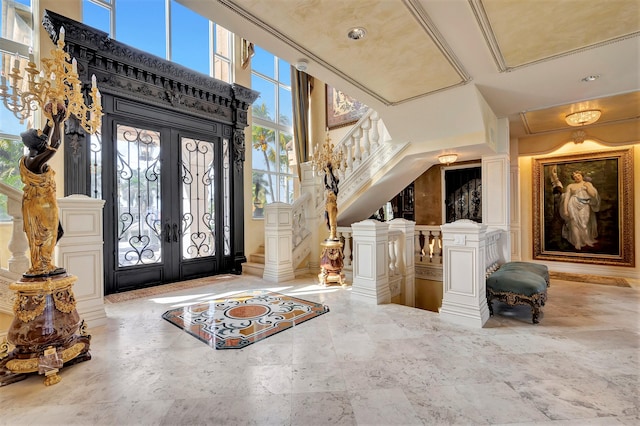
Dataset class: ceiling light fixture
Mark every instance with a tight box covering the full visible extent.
[438,154,458,165]
[581,74,600,82]
[565,109,601,127]
[347,27,367,40]
[294,59,308,72]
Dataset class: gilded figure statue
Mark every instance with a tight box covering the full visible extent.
[19,104,66,277]
[323,161,339,241]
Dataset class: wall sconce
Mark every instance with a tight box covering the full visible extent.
[438,153,458,165]
[565,109,601,127]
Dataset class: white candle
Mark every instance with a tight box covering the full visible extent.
[96,90,102,104]
[59,26,65,44]
[91,74,97,89]
[13,52,19,68]
[72,58,77,73]
[50,72,56,80]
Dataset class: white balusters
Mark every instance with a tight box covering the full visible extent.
[388,230,400,276]
[361,117,371,160]
[352,127,362,167]
[370,111,380,150]
[0,183,29,275]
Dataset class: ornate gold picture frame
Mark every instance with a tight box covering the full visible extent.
[533,148,634,267]
[325,85,367,130]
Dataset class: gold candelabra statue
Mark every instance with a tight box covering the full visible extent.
[311,132,347,286]
[0,26,100,387]
[0,26,102,133]
[311,132,344,241]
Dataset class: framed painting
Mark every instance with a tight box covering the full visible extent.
[325,85,367,130]
[532,148,634,267]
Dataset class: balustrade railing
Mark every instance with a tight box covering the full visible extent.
[415,225,443,265]
[336,226,353,280]
[0,182,28,276]
[0,182,28,314]
[388,228,402,298]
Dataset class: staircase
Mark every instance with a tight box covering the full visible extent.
[244,244,265,277]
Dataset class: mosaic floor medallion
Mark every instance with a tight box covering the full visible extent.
[162,290,330,349]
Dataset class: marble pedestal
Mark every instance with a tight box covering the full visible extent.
[0,274,91,386]
[318,239,346,286]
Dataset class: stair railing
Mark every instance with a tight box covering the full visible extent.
[0,182,28,314]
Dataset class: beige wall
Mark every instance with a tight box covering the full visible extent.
[516,121,639,279]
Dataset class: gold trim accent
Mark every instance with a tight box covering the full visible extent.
[13,293,46,323]
[6,357,39,373]
[78,320,91,338]
[0,339,10,360]
[10,274,77,293]
[52,288,77,313]
[44,372,61,386]
[5,342,87,374]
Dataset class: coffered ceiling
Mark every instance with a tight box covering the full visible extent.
[179,0,640,139]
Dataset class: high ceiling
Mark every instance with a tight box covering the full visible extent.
[179,0,640,141]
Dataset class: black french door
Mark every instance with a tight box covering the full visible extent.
[102,102,233,294]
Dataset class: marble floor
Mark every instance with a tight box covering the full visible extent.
[0,273,638,425]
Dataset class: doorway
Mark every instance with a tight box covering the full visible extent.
[101,99,233,294]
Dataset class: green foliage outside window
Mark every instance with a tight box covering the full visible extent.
[251,102,294,218]
[0,138,25,221]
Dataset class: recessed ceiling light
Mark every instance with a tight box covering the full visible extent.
[581,74,600,82]
[347,27,367,40]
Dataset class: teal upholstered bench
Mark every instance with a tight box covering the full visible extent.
[486,262,549,324]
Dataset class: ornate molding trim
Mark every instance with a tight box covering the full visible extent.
[42,10,257,123]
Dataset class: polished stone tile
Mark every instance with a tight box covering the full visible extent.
[0,273,637,425]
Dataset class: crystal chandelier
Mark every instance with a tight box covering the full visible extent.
[565,109,601,127]
[0,26,102,134]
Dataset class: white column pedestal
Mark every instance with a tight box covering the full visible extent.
[56,195,107,328]
[263,203,295,282]
[351,220,390,304]
[439,220,490,327]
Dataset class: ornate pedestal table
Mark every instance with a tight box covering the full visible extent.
[318,238,346,286]
[0,273,91,386]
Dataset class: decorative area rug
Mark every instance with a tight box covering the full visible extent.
[549,272,630,288]
[162,290,330,349]
[105,275,238,303]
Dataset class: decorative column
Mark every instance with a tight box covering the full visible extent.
[299,162,321,270]
[263,202,296,283]
[351,220,390,304]
[482,152,511,262]
[389,218,416,307]
[55,195,107,328]
[439,219,490,327]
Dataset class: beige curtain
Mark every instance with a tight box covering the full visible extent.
[291,66,313,180]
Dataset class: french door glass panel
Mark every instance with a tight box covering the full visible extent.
[116,124,163,267]
[180,136,216,260]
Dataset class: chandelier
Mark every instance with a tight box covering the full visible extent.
[0,26,102,134]
[565,109,601,127]
[438,153,458,165]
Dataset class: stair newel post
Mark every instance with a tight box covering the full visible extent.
[370,111,380,149]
